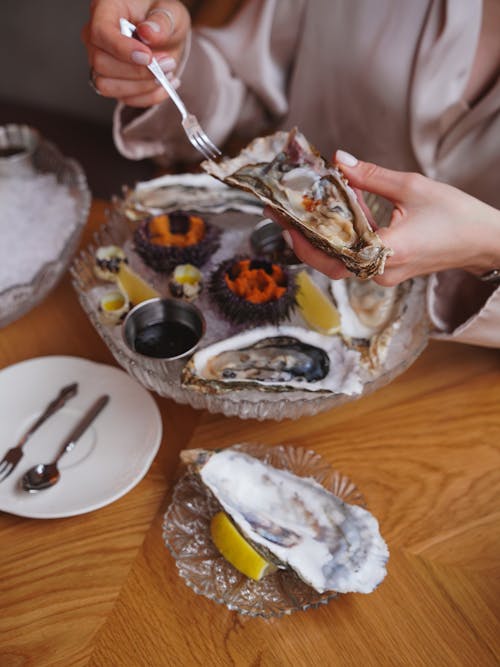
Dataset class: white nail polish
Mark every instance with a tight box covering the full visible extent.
[282,230,293,249]
[141,20,160,33]
[158,57,176,72]
[147,8,175,36]
[132,51,150,65]
[336,149,358,167]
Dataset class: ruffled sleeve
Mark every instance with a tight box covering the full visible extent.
[427,271,500,348]
[113,0,305,164]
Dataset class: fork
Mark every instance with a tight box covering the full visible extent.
[0,382,78,483]
[119,18,222,162]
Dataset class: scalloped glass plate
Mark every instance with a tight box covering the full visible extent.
[0,125,90,328]
[162,442,366,618]
[70,179,429,421]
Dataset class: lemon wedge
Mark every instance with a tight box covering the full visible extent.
[210,511,276,581]
[116,263,160,306]
[295,270,341,334]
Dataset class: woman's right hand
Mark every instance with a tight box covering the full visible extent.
[82,0,191,107]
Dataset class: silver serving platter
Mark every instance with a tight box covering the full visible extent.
[0,125,91,328]
[70,181,429,420]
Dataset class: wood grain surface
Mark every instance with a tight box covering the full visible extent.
[1,201,499,667]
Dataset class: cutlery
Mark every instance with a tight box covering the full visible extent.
[0,383,78,483]
[22,394,109,493]
[119,18,221,161]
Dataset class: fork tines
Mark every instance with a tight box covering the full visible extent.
[182,115,221,161]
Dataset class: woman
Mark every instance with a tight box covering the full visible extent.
[83,0,500,347]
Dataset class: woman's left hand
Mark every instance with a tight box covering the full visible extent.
[266,150,500,285]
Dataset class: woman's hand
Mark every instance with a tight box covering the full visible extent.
[82,0,191,107]
[266,150,500,286]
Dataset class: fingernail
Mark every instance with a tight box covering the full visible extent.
[138,20,160,44]
[131,51,151,65]
[142,20,160,33]
[336,149,358,167]
[147,8,175,36]
[282,230,293,249]
[158,56,176,72]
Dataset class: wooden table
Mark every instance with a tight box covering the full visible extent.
[1,201,499,667]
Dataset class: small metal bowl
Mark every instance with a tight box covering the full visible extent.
[250,219,302,267]
[122,298,205,362]
[0,124,39,178]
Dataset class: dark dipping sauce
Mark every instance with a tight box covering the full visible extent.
[133,321,199,358]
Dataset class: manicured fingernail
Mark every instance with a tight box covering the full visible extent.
[336,149,358,167]
[282,230,293,249]
[138,20,160,44]
[148,8,175,36]
[158,56,176,72]
[131,51,151,65]
[142,20,160,33]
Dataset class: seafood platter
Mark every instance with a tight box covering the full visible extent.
[164,442,388,617]
[71,129,429,420]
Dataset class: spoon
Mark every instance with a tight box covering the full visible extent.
[22,395,110,493]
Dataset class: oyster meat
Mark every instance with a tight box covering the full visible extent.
[181,325,363,395]
[203,128,392,279]
[182,448,389,594]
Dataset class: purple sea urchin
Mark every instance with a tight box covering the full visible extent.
[134,211,221,273]
[209,256,297,326]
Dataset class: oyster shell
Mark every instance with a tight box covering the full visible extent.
[331,278,410,365]
[182,447,389,594]
[181,325,363,396]
[203,128,392,279]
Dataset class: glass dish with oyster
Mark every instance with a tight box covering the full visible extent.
[163,443,388,617]
[71,150,428,420]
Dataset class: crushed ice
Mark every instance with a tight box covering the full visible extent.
[0,172,78,292]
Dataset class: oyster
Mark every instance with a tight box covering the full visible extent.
[331,278,410,365]
[203,128,392,279]
[181,325,362,395]
[182,448,389,594]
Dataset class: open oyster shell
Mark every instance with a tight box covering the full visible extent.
[181,448,389,594]
[331,278,411,366]
[203,128,392,279]
[181,324,363,396]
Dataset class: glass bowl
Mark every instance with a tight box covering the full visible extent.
[0,125,90,328]
[70,179,429,420]
[162,442,366,618]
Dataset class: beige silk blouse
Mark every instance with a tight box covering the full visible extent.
[115,0,500,348]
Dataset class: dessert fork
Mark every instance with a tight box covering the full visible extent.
[119,18,221,161]
[0,383,78,482]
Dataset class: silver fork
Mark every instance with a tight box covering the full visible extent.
[119,18,221,162]
[0,383,78,483]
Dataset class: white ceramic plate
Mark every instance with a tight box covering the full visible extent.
[0,356,162,519]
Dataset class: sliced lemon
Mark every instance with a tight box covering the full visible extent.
[295,270,341,334]
[210,511,276,581]
[116,263,159,306]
